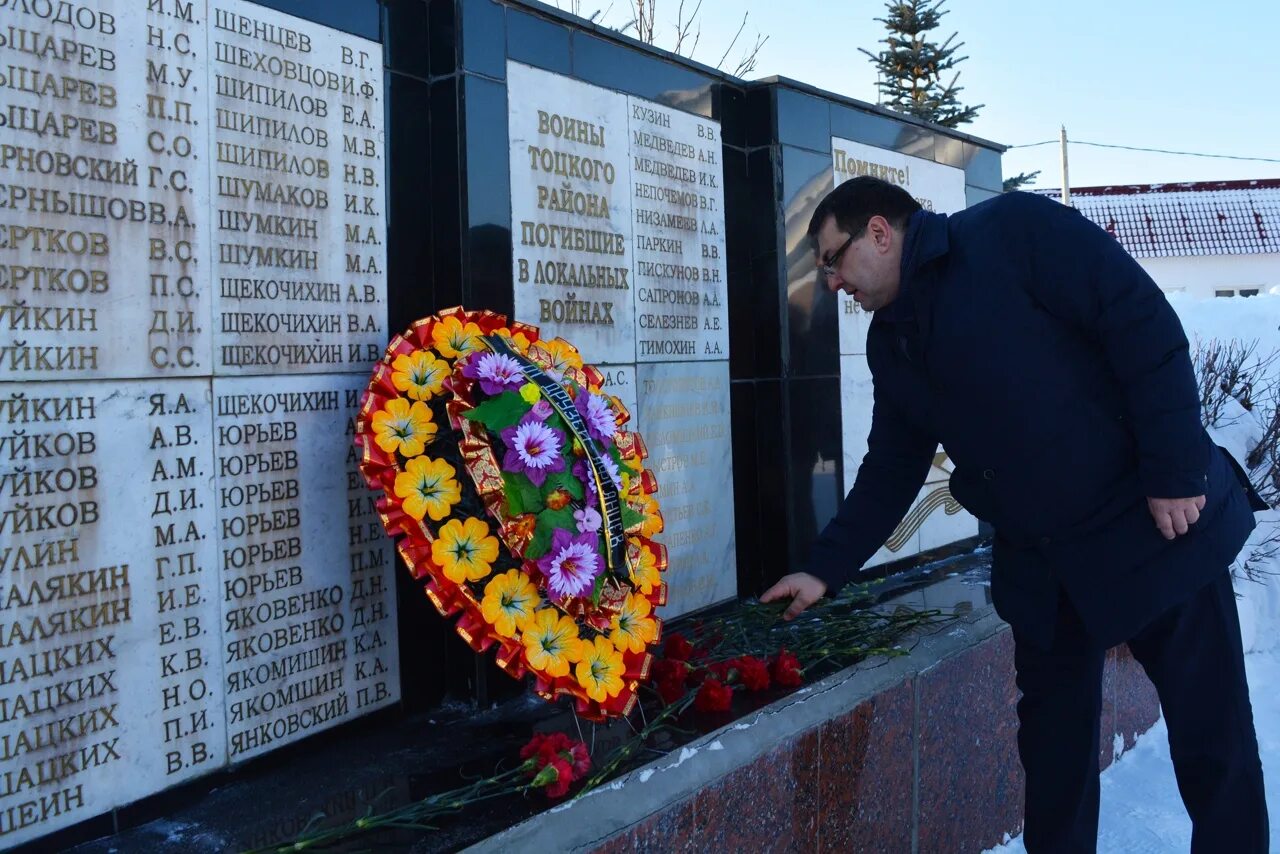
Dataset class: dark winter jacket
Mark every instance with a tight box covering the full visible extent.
[804,192,1264,649]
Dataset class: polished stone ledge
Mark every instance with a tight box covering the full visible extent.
[468,586,1162,853]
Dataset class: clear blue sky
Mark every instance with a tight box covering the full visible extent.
[573,0,1280,189]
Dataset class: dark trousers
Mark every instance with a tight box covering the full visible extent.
[1012,571,1268,853]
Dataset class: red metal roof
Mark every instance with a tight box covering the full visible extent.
[1036,179,1280,258]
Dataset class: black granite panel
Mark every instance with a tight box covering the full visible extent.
[775,86,831,154]
[746,146,779,261]
[933,135,972,170]
[966,185,1001,208]
[781,145,838,378]
[730,381,762,594]
[742,252,783,380]
[830,104,933,161]
[10,811,115,853]
[243,0,379,39]
[786,377,844,571]
[430,76,465,311]
[967,146,1004,192]
[744,85,773,149]
[463,75,514,314]
[721,146,750,284]
[506,7,572,75]
[460,0,506,78]
[715,83,747,150]
[571,32,713,114]
[386,73,435,333]
[934,136,1005,193]
[382,0,430,78]
[754,379,790,588]
[429,0,458,76]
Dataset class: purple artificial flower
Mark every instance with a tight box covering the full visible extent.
[538,528,602,599]
[574,505,603,534]
[462,352,526,396]
[573,391,616,447]
[573,456,622,506]
[529,399,553,421]
[500,420,565,486]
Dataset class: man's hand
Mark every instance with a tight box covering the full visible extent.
[760,572,828,621]
[1147,495,1206,540]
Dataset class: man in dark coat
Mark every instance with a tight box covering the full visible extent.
[762,176,1269,852]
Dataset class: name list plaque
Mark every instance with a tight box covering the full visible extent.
[507,62,736,618]
[0,1,396,846]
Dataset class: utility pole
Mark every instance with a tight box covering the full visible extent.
[1060,125,1071,206]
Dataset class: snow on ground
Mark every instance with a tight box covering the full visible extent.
[985,644,1280,854]
[987,294,1280,853]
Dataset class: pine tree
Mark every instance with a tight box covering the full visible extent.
[860,0,982,129]
[1003,170,1041,192]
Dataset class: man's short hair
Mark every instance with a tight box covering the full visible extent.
[807,176,922,250]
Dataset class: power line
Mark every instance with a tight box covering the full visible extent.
[1008,138,1280,164]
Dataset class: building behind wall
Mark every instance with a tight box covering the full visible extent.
[1039,179,1280,300]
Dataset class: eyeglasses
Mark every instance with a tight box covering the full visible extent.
[817,230,860,279]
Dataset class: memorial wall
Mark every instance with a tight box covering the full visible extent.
[507,62,736,617]
[832,138,978,567]
[0,0,397,845]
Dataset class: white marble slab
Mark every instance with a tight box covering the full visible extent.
[830,138,966,356]
[0,2,392,845]
[0,379,224,846]
[627,95,728,362]
[0,1,211,382]
[634,361,736,618]
[207,0,387,377]
[508,62,636,364]
[212,373,397,763]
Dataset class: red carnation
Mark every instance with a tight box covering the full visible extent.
[521,731,571,761]
[734,655,771,692]
[651,658,689,684]
[531,756,575,799]
[664,633,694,661]
[567,740,591,778]
[694,678,733,712]
[770,649,804,688]
[520,732,592,788]
[657,674,688,704]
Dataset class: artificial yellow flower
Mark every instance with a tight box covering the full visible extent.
[537,338,583,375]
[610,593,658,654]
[575,635,626,702]
[391,350,449,401]
[519,382,541,405]
[522,608,584,678]
[394,456,461,521]
[480,570,542,638]
[495,327,532,352]
[432,315,483,359]
[372,398,436,458]
[432,517,499,584]
[638,494,664,538]
[630,544,662,596]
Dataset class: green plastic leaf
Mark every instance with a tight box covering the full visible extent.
[541,470,585,501]
[462,391,528,432]
[621,504,645,530]
[502,471,542,516]
[526,506,577,559]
